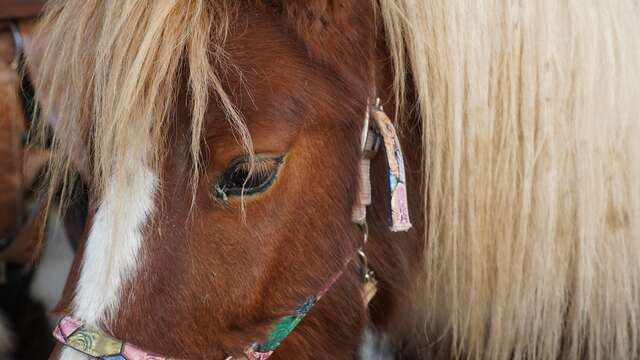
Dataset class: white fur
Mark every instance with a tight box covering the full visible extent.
[60,164,156,359]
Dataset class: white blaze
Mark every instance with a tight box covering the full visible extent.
[60,163,157,359]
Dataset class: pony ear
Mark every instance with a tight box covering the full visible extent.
[274,0,376,86]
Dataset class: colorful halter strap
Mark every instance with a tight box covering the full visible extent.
[54,269,344,359]
[53,99,411,359]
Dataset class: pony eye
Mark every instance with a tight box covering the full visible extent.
[214,155,284,199]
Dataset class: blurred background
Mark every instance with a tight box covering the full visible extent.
[1,2,78,358]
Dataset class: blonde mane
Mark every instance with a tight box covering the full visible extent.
[35,0,640,359]
[35,0,247,208]
[379,0,640,358]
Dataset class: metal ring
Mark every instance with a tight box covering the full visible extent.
[372,97,383,111]
[358,222,369,244]
[357,248,369,278]
[7,21,24,70]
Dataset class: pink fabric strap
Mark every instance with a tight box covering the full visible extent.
[53,316,166,359]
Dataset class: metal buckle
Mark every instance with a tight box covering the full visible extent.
[356,222,378,306]
[357,247,378,306]
[361,99,381,158]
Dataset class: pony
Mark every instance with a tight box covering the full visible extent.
[32,0,640,359]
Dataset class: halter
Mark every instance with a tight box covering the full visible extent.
[53,99,411,359]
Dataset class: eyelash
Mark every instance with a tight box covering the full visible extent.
[235,158,278,179]
[214,155,284,200]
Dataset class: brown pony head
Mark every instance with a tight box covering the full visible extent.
[37,1,413,359]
